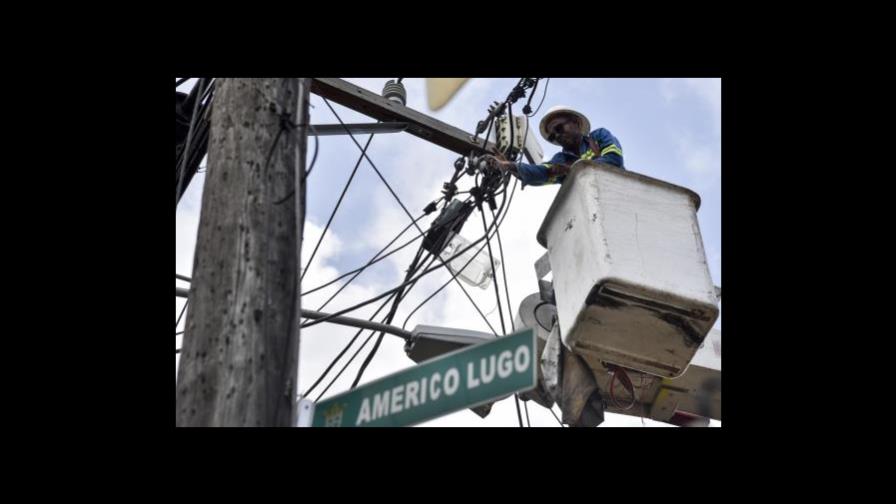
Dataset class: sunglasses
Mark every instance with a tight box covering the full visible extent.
[547,121,568,143]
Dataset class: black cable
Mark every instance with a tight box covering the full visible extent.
[303,288,403,397]
[175,78,207,207]
[608,365,637,411]
[305,84,524,407]
[175,77,189,88]
[302,224,425,297]
[347,162,516,388]
[549,406,565,427]
[479,113,497,153]
[402,179,518,334]
[351,246,432,389]
[300,131,375,281]
[176,112,211,202]
[532,301,553,332]
[322,99,424,237]
[400,224,501,334]
[325,98,501,384]
[262,122,286,174]
[398,231,501,334]
[492,178,527,428]
[304,213,428,321]
[349,249,439,389]
[479,208,507,336]
[273,125,318,205]
[175,300,189,330]
[516,78,550,165]
[311,270,426,402]
[492,203,514,333]
[478,189,523,428]
[490,191,528,428]
[305,124,319,177]
[523,78,539,113]
[305,258,433,399]
[529,78,550,117]
[315,330,374,401]
[298,108,516,331]
[506,102,515,159]
[199,79,216,105]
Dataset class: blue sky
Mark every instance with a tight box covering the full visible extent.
[176,77,721,427]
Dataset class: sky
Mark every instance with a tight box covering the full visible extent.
[176,77,721,427]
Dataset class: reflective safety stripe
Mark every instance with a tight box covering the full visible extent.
[600,144,623,157]
[543,163,555,184]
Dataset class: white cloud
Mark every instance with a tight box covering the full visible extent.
[679,137,719,178]
[660,78,721,138]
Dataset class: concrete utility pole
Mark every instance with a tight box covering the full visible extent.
[176,78,310,427]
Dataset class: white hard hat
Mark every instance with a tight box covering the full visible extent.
[539,105,591,145]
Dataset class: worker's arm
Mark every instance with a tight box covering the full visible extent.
[514,155,571,186]
[485,152,570,186]
[590,128,624,168]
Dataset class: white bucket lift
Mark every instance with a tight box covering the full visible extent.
[536,161,719,378]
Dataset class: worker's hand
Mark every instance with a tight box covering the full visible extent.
[483,153,516,173]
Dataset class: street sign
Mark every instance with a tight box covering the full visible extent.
[311,328,537,427]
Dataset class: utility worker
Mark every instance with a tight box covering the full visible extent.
[485,105,624,186]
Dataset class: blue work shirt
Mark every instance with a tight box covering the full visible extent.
[516,128,624,186]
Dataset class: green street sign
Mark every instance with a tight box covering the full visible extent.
[311,328,537,427]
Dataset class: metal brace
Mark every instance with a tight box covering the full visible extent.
[295,396,315,427]
[534,251,555,305]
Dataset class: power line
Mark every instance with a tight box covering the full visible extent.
[528,78,550,117]
[301,221,426,297]
[344,172,517,387]
[304,124,320,177]
[476,183,525,428]
[304,225,444,399]
[312,253,437,399]
[480,178,527,427]
[479,204,507,336]
[492,202,515,333]
[300,130,376,281]
[549,406,565,427]
[175,300,189,330]
[175,78,208,208]
[488,197,526,428]
[305,81,525,402]
[298,172,514,329]
[314,331,374,401]
[304,213,427,320]
[351,247,434,388]
[303,197,479,397]
[273,123,319,205]
[397,184,516,334]
[400,177,518,332]
[322,99,420,234]
[302,289,402,397]
[400,234,499,334]
[323,97,502,387]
